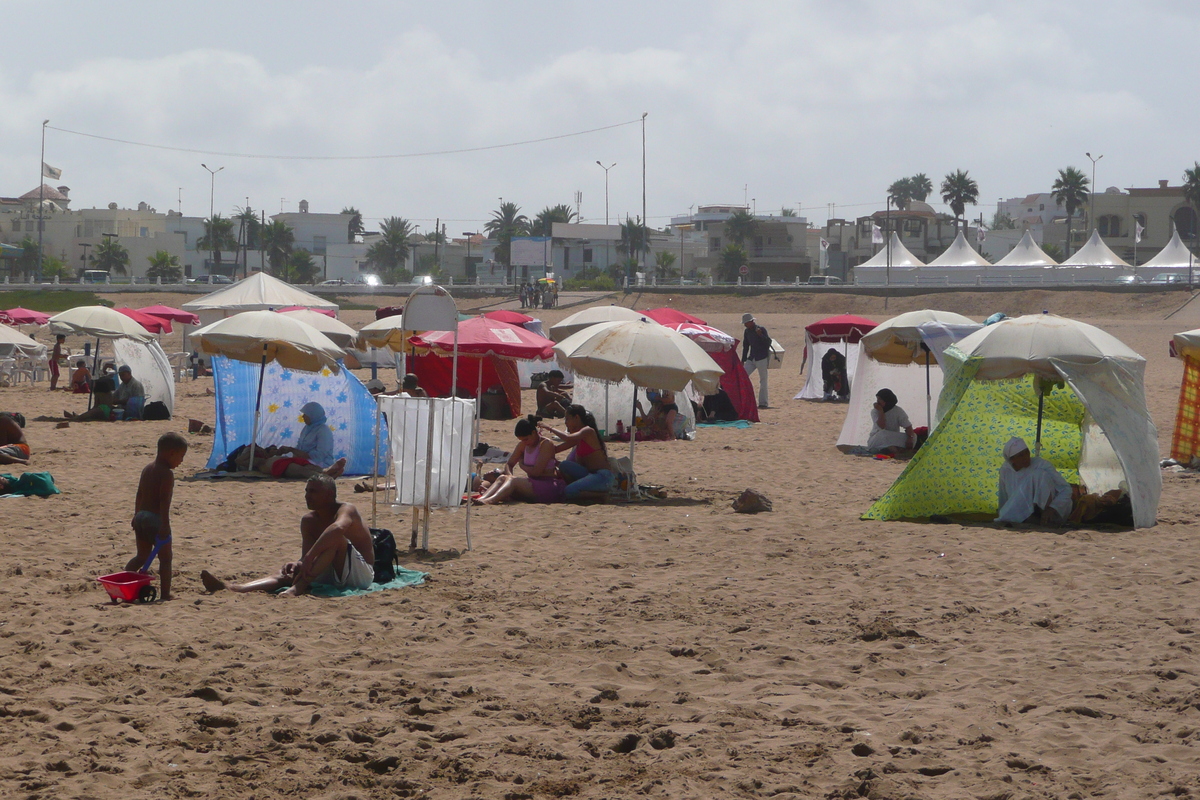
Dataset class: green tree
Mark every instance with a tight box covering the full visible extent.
[654,250,678,280]
[484,202,530,282]
[780,207,797,217]
[724,209,758,245]
[911,173,933,201]
[285,248,320,284]
[887,177,915,211]
[366,217,416,282]
[233,206,261,250]
[1042,243,1064,261]
[1051,166,1089,258]
[14,237,39,281]
[40,255,72,282]
[1182,162,1200,246]
[90,237,130,276]
[342,206,365,243]
[719,243,749,282]
[529,204,577,237]
[260,220,295,276]
[990,211,1017,230]
[146,250,183,282]
[940,169,980,232]
[564,267,616,291]
[197,214,237,274]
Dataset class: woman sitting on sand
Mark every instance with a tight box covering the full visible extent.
[476,415,565,505]
[240,402,347,478]
[539,404,613,501]
[867,388,913,455]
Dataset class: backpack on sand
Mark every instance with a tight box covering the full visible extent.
[370,528,398,584]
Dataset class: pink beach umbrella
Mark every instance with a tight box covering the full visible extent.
[3,307,50,325]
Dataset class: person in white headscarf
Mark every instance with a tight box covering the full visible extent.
[996,436,1074,525]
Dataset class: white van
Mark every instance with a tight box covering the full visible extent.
[80,270,109,284]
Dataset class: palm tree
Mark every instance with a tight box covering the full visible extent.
[1051,167,1089,258]
[233,207,261,250]
[14,237,38,281]
[911,173,933,201]
[724,209,758,245]
[780,207,797,217]
[940,170,980,233]
[90,237,130,276]
[260,220,295,276]
[366,217,416,282]
[484,202,530,282]
[529,204,577,237]
[342,206,365,243]
[197,214,237,275]
[1182,162,1200,249]
[887,178,915,211]
[286,249,320,284]
[146,250,183,283]
[616,216,651,275]
[719,244,749,282]
[654,251,678,281]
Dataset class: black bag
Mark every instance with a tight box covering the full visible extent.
[370,528,398,584]
[143,401,170,420]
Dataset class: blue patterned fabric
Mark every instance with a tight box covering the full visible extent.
[206,355,387,476]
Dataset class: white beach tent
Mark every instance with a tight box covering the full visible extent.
[1058,230,1132,280]
[181,272,339,328]
[993,231,1059,268]
[852,232,925,284]
[925,232,992,269]
[836,310,979,449]
[1141,230,1198,275]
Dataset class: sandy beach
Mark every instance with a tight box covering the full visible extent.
[2,288,1200,799]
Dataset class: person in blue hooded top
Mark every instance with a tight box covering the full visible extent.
[237,401,347,479]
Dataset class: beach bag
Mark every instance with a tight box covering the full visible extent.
[143,401,170,420]
[370,528,398,584]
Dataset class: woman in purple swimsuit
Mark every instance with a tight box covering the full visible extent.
[476,415,566,505]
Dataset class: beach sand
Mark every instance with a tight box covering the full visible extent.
[1,289,1199,799]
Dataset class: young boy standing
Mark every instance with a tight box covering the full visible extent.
[127,432,188,601]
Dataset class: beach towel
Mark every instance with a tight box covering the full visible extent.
[696,420,753,429]
[0,471,60,498]
[307,566,427,598]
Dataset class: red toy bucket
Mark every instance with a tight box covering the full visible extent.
[97,571,157,603]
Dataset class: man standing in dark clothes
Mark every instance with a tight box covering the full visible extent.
[741,312,772,409]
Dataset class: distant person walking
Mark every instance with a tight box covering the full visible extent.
[741,312,772,409]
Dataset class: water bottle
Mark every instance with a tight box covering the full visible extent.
[616,420,624,437]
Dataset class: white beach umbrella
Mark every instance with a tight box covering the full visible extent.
[191,310,345,472]
[48,305,155,342]
[356,315,413,351]
[278,308,358,349]
[554,318,722,481]
[0,324,47,358]
[548,305,646,342]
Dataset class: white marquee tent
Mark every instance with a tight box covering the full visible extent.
[925,232,992,269]
[1059,230,1131,278]
[993,231,1058,268]
[1142,230,1197,273]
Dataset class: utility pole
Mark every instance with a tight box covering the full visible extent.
[37,120,48,281]
[641,112,648,274]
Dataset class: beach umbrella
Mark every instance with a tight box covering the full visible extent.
[861,309,979,427]
[48,306,156,342]
[278,308,358,348]
[137,305,200,325]
[116,307,172,334]
[549,305,647,342]
[278,305,337,317]
[554,318,723,482]
[666,322,737,353]
[357,315,416,351]
[482,309,536,326]
[0,324,47,359]
[3,307,50,325]
[805,314,878,344]
[641,307,708,326]
[191,310,345,473]
[951,314,1142,452]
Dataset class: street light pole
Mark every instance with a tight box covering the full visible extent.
[595,161,615,225]
[641,113,648,274]
[201,163,224,276]
[1085,152,1103,231]
[37,119,48,281]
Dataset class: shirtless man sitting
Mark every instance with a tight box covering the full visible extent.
[0,412,30,465]
[200,474,374,596]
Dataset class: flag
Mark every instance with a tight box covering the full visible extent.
[42,162,61,180]
[819,238,829,251]
[1135,221,1144,243]
[976,226,987,244]
[871,224,883,244]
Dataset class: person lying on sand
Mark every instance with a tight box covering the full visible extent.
[232,443,347,479]
[200,474,374,597]
[0,412,30,465]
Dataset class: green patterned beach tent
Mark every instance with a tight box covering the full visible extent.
[864,314,1161,528]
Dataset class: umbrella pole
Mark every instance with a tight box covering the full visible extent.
[371,396,381,528]
[925,354,932,429]
[247,344,267,473]
[87,337,101,411]
[628,390,637,493]
[475,358,483,447]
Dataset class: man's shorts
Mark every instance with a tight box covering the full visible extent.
[0,443,30,460]
[313,544,374,590]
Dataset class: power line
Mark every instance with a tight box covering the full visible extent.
[45,118,643,161]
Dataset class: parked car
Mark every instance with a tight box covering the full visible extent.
[807,275,844,285]
[194,274,233,285]
[319,278,347,285]
[1151,273,1187,285]
[1115,274,1144,284]
[356,274,382,286]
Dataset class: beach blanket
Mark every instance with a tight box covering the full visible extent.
[696,420,753,429]
[307,566,427,598]
[0,471,60,498]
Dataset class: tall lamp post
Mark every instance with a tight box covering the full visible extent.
[463,231,478,281]
[1085,152,1103,231]
[201,163,224,275]
[37,119,48,281]
[79,242,91,274]
[596,161,615,276]
[640,112,648,276]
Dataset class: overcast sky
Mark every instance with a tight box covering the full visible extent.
[2,1,1195,236]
